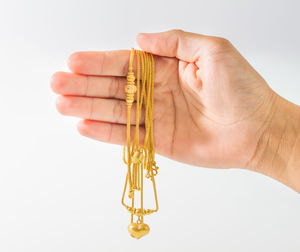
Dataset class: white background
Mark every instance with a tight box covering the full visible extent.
[0,0,300,251]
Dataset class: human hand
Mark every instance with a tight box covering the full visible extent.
[51,29,300,191]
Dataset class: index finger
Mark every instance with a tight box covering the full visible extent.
[68,50,135,77]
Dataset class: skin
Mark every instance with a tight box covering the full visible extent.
[51,29,300,193]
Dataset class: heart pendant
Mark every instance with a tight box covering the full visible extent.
[128,222,150,239]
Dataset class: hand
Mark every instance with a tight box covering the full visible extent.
[50,29,276,168]
[51,29,300,191]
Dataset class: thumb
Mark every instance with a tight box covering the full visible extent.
[136,29,210,62]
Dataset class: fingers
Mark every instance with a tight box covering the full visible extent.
[77,119,145,146]
[136,29,229,62]
[51,71,126,99]
[56,95,145,125]
[68,50,135,76]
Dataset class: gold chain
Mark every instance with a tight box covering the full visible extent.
[122,48,159,239]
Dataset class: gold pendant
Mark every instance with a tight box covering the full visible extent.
[128,222,150,239]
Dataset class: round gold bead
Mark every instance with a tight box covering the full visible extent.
[125,84,137,94]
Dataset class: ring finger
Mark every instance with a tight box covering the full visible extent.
[56,95,145,125]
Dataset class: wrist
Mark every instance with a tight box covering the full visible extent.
[246,92,300,192]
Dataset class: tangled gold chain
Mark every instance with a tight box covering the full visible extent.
[122,48,159,239]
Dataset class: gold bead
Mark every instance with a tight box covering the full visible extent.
[127,72,135,83]
[135,208,144,216]
[124,84,136,94]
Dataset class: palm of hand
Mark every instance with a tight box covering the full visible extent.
[152,43,273,168]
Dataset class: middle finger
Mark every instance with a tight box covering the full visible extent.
[51,71,126,99]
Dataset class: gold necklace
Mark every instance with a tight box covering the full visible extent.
[122,48,159,239]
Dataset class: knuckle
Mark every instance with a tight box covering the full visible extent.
[89,98,95,119]
[85,76,90,96]
[168,29,185,56]
[98,52,106,75]
[206,37,232,55]
[170,28,184,35]
[112,100,123,123]
[109,77,120,98]
[107,123,113,142]
[130,104,137,123]
[122,58,129,76]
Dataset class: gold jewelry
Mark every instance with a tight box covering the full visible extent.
[122,48,159,239]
